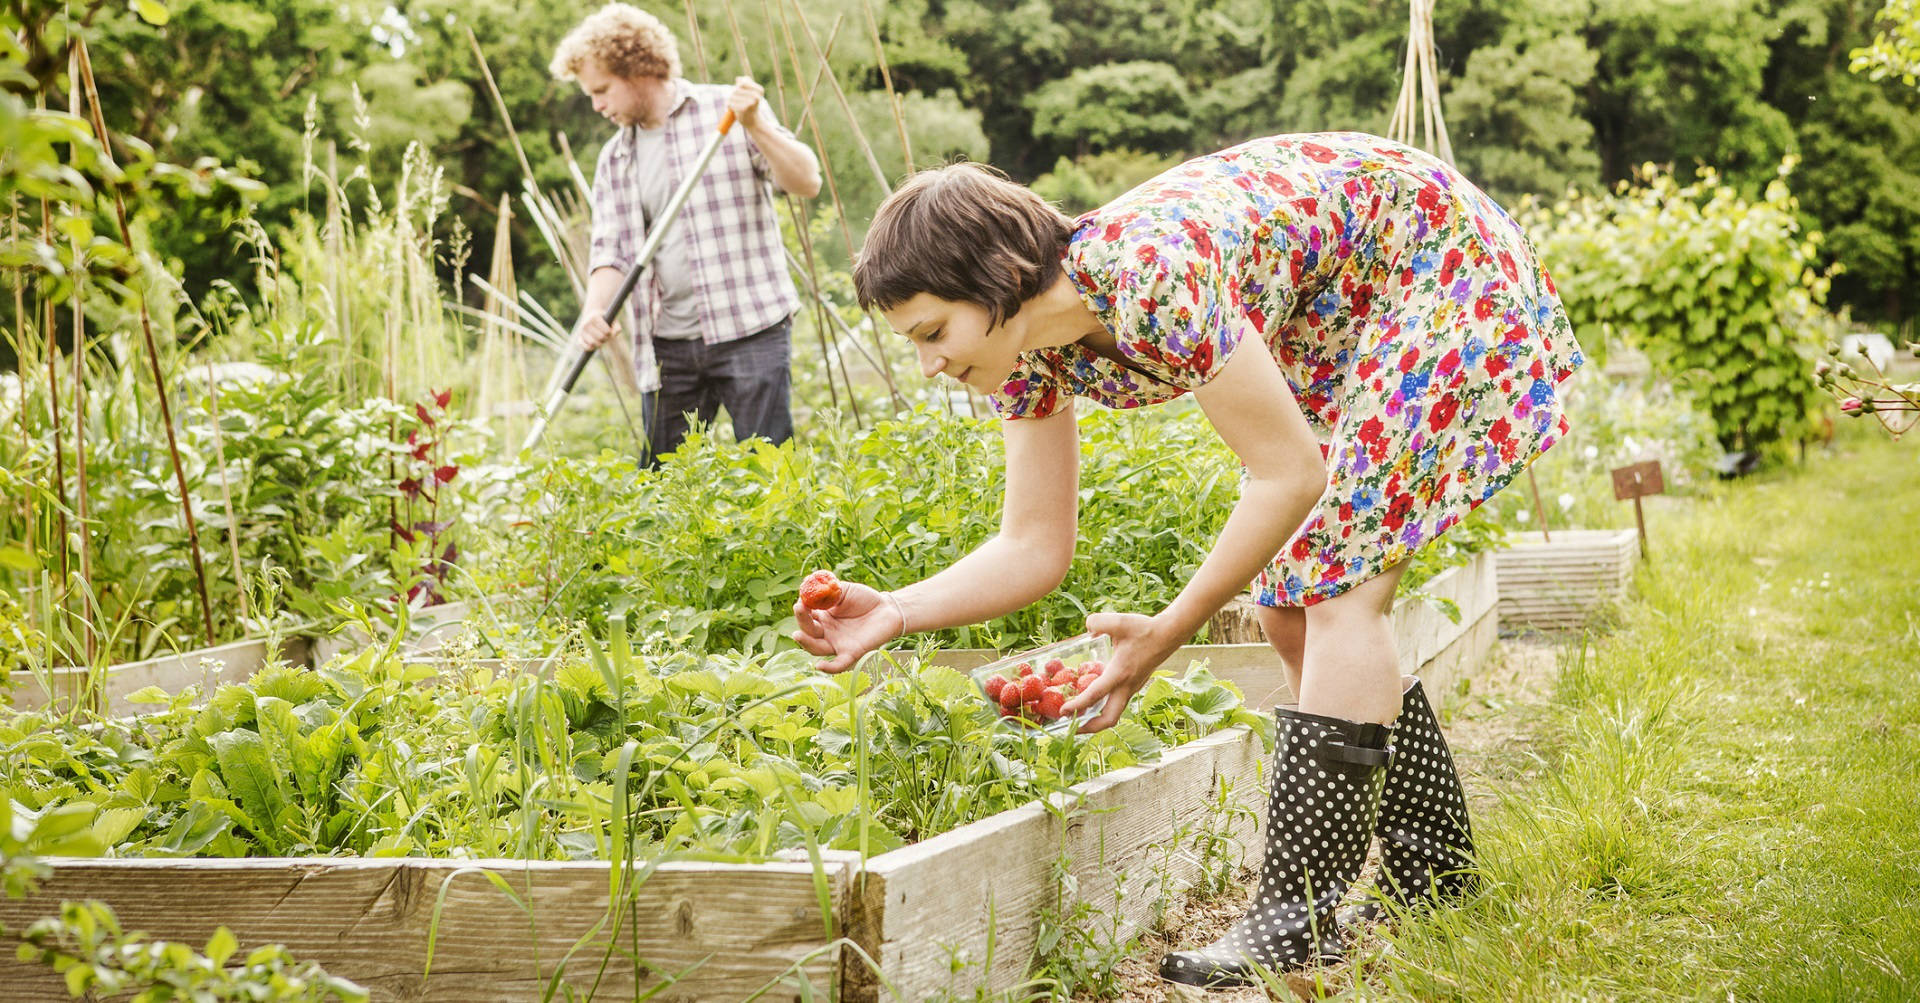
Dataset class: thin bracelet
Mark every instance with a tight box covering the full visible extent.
[881,591,910,640]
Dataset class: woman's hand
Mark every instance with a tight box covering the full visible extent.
[791,580,904,674]
[1063,611,1184,733]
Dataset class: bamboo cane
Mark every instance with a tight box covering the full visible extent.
[65,114,95,669]
[682,0,712,81]
[773,1,906,407]
[861,0,914,171]
[202,362,249,623]
[788,0,891,196]
[73,38,216,646]
[718,0,755,76]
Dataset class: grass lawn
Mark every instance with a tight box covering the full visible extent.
[1371,427,1920,1000]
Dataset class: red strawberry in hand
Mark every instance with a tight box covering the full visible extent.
[1020,675,1046,703]
[798,570,844,611]
[985,675,1007,700]
[999,682,1023,711]
[1038,688,1068,720]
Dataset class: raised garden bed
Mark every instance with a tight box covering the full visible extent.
[4,601,476,717]
[1493,528,1639,632]
[0,687,1266,1000]
[5,637,308,716]
[1,561,1502,999]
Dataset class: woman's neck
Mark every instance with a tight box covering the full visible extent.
[1016,272,1106,353]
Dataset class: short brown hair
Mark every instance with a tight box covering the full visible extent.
[854,163,1073,328]
[550,3,682,82]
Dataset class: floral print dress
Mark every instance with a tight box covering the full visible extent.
[988,133,1584,607]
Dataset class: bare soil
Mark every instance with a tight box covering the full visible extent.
[1077,635,1565,1002]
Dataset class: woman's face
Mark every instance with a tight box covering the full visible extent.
[881,293,1023,393]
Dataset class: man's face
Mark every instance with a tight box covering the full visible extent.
[576,60,672,129]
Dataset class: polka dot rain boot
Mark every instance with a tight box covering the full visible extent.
[1158,706,1393,988]
[1346,675,1479,924]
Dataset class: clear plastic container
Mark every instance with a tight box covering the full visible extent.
[969,632,1112,732]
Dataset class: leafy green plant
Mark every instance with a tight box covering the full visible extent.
[1524,160,1831,459]
[0,622,1267,864]
[469,400,1504,659]
[18,900,368,1002]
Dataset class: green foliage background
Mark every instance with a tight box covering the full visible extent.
[48,0,1920,330]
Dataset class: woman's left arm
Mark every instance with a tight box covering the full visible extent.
[1067,335,1327,729]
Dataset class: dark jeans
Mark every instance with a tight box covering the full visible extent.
[640,315,793,466]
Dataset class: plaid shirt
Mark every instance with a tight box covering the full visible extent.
[589,79,801,392]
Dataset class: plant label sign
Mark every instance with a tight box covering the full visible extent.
[1611,460,1664,558]
[1610,460,1664,501]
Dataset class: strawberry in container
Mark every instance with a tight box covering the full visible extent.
[970,633,1112,732]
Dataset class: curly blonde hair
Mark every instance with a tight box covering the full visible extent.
[550,3,682,82]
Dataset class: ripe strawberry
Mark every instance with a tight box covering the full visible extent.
[1049,667,1076,687]
[1072,674,1092,694]
[1043,658,1066,677]
[984,675,1007,700]
[798,570,844,611]
[1038,688,1067,720]
[1020,675,1045,702]
[998,682,1023,710]
[998,703,1018,718]
[1016,661,1035,678]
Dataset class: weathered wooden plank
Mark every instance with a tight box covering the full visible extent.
[0,856,849,1002]
[6,638,307,716]
[857,727,1268,999]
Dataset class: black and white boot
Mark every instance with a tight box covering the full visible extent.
[1158,707,1394,988]
[1348,675,1479,923]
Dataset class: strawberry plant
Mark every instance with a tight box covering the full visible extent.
[0,623,1268,863]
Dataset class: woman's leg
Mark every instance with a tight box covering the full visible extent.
[1160,564,1410,987]
[1296,560,1410,724]
[1253,604,1305,699]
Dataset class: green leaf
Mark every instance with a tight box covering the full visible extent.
[204,926,237,967]
[207,730,289,844]
[131,0,170,26]
[0,546,40,572]
[90,806,148,847]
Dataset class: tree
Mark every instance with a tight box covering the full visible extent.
[1026,61,1193,157]
[1852,0,1920,84]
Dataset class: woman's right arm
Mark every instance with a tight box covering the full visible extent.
[792,401,1081,672]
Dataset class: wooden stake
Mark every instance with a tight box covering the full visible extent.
[73,37,216,646]
[203,362,250,624]
[682,0,711,81]
[861,0,914,171]
[788,0,891,195]
[1526,466,1552,543]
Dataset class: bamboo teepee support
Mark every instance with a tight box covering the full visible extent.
[1387,0,1454,164]
[73,37,216,646]
[861,0,913,171]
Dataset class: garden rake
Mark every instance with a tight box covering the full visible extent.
[520,108,738,452]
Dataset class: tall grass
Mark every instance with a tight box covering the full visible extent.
[1366,424,1920,999]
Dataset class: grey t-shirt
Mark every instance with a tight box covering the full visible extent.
[626,125,702,341]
